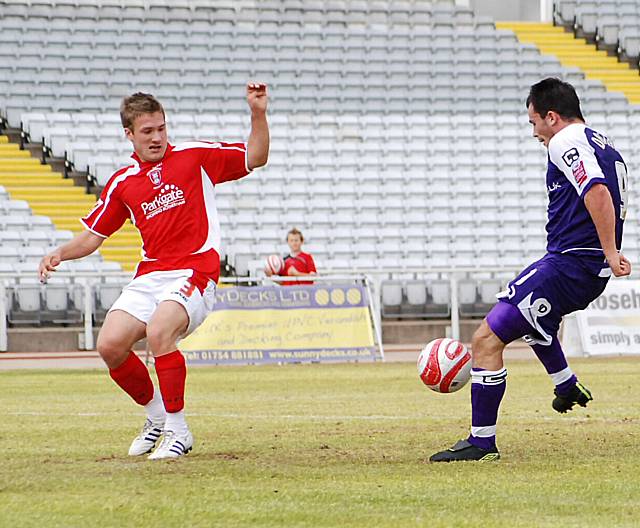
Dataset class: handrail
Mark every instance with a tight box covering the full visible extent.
[0,266,524,280]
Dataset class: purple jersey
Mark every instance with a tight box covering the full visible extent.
[546,123,628,276]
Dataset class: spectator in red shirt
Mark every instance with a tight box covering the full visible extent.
[266,228,316,285]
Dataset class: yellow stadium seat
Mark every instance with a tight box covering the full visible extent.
[497,22,640,105]
[0,135,140,270]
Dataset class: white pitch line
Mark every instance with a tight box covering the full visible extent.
[5,411,634,424]
[5,411,440,421]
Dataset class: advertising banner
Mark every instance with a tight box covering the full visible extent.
[180,283,381,365]
[576,280,640,356]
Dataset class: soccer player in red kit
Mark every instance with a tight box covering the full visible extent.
[265,228,317,285]
[38,84,269,459]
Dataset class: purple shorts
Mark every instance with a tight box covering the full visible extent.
[487,253,609,346]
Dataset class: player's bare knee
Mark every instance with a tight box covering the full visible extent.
[146,323,177,355]
[96,335,128,369]
[471,321,492,349]
[471,321,502,362]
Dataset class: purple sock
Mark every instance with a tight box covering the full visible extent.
[467,367,507,450]
[530,336,577,396]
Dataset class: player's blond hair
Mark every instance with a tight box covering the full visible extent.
[120,92,165,131]
[287,228,304,242]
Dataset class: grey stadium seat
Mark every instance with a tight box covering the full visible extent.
[381,280,403,317]
[0,0,638,321]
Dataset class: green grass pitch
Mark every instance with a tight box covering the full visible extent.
[1,358,639,527]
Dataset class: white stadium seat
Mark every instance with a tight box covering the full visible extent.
[0,0,637,322]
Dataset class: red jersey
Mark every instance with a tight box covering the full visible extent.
[82,141,251,280]
[280,252,317,286]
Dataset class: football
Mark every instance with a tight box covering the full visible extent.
[266,254,285,274]
[417,338,472,393]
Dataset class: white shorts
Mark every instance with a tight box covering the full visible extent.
[109,269,217,337]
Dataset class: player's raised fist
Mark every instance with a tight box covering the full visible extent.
[247,82,267,113]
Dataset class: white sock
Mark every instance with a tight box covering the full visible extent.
[144,388,166,424]
[165,410,188,435]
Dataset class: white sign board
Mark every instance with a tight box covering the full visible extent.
[576,280,640,356]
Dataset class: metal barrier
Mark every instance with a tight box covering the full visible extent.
[0,267,524,353]
[0,280,7,352]
[0,270,131,352]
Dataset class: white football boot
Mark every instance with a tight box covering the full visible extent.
[147,429,193,460]
[128,418,165,456]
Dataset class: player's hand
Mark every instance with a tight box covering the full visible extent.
[287,267,302,277]
[607,252,631,277]
[247,83,267,114]
[38,252,61,283]
[264,265,273,277]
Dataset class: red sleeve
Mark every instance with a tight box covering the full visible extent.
[80,171,129,238]
[282,254,316,275]
[304,253,316,273]
[281,257,294,277]
[202,141,251,184]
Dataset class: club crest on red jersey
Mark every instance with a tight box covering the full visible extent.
[148,164,163,188]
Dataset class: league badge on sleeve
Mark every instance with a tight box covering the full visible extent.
[562,148,580,167]
[561,148,587,187]
[572,160,587,187]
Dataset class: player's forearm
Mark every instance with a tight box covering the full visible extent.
[287,270,315,277]
[247,111,269,170]
[56,231,104,261]
[584,184,618,259]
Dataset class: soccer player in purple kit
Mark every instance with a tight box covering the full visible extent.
[431,78,631,462]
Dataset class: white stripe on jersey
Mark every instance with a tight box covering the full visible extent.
[244,147,251,173]
[79,220,108,239]
[191,166,220,256]
[560,247,604,253]
[89,161,140,233]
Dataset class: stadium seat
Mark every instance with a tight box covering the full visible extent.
[1,230,24,248]
[93,277,125,323]
[23,229,53,248]
[427,280,451,317]
[403,280,428,316]
[1,0,638,323]
[39,274,82,324]
[381,280,403,317]
[459,278,490,318]
[0,199,30,215]
[10,278,42,325]
[0,246,22,264]
[22,246,46,262]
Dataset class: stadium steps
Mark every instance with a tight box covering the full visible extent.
[497,22,640,105]
[0,134,140,271]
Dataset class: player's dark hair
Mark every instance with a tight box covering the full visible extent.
[287,228,304,243]
[526,78,585,121]
[120,92,165,130]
